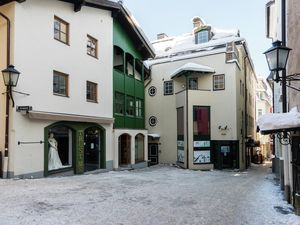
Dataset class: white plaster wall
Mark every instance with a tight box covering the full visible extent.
[113,129,148,169]
[13,0,113,117]
[3,0,114,176]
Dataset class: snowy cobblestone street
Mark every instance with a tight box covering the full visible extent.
[0,162,299,225]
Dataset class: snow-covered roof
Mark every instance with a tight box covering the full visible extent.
[257,107,300,134]
[145,18,243,67]
[170,63,215,79]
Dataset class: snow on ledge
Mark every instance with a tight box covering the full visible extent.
[170,62,215,79]
[257,107,300,133]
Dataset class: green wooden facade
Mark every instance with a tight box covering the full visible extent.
[113,20,145,129]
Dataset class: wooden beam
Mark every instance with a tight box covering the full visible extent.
[74,0,85,12]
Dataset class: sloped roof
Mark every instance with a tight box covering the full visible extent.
[170,62,215,79]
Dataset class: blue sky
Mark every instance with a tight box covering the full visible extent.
[124,0,271,77]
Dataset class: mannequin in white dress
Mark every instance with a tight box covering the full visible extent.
[48,133,63,170]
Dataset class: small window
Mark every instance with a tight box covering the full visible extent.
[54,16,69,45]
[148,86,157,96]
[149,116,157,127]
[126,53,134,76]
[195,30,209,44]
[164,81,173,95]
[213,74,225,91]
[53,71,68,97]
[86,81,97,102]
[188,78,198,90]
[115,92,124,115]
[87,35,98,58]
[126,95,135,116]
[136,99,143,117]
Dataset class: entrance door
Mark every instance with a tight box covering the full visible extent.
[292,136,300,205]
[84,127,100,172]
[148,144,159,166]
[119,134,131,166]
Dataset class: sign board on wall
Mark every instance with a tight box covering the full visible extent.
[193,150,211,164]
[194,140,210,148]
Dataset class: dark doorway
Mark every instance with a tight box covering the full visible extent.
[119,134,131,166]
[292,136,300,206]
[148,143,159,166]
[84,127,101,172]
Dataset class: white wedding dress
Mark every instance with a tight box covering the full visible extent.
[48,138,63,170]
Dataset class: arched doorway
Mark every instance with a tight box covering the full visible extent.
[84,127,102,172]
[119,134,131,166]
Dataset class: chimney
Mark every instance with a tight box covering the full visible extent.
[157,33,168,40]
[192,16,204,28]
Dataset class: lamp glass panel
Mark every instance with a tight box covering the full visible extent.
[278,48,290,69]
[2,72,10,86]
[9,72,19,87]
[265,49,278,71]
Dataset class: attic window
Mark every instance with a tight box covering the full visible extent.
[195,30,209,44]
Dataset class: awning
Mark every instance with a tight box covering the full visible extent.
[257,107,300,134]
[170,62,215,79]
[148,133,161,139]
[28,111,114,124]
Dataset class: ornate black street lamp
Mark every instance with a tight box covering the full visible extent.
[264,40,291,83]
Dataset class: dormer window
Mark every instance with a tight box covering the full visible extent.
[195,30,210,44]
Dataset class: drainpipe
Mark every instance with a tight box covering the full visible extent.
[0,12,11,178]
[185,73,189,169]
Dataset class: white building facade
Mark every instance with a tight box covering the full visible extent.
[145,17,257,170]
[0,0,153,178]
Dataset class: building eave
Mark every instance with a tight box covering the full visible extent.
[0,0,26,6]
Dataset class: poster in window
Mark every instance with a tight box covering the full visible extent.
[193,150,211,164]
[177,141,184,163]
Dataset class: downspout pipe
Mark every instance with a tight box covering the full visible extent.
[0,12,11,178]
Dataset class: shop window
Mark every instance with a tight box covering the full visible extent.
[48,126,72,171]
[54,16,69,45]
[193,106,210,137]
[135,134,144,163]
[113,46,124,72]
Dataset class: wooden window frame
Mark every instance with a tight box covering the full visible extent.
[213,74,225,91]
[86,81,98,103]
[87,34,98,58]
[115,92,125,115]
[54,16,69,45]
[53,71,69,97]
